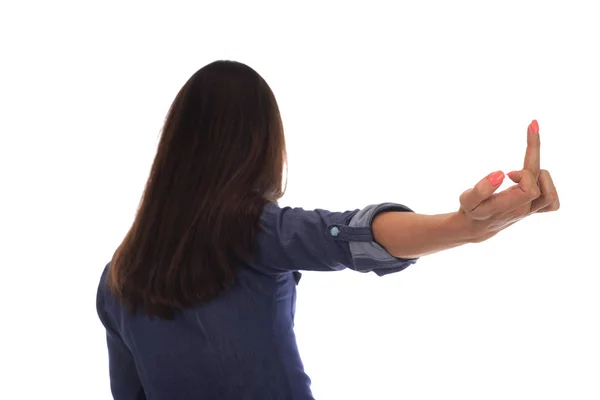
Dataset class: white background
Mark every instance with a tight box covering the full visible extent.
[1,1,599,399]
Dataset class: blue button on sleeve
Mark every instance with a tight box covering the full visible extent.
[254,203,359,273]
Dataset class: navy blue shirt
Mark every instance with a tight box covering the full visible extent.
[96,202,418,399]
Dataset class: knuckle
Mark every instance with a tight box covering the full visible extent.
[459,190,470,204]
[528,186,541,199]
[459,189,471,202]
[545,192,558,204]
[525,188,540,201]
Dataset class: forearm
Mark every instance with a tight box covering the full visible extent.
[372,211,473,259]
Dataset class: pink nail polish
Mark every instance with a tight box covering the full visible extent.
[487,171,505,186]
[530,120,539,134]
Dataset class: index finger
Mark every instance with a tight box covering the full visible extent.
[524,119,541,178]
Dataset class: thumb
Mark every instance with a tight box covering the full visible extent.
[459,171,505,211]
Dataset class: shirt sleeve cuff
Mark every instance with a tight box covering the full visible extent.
[348,202,418,263]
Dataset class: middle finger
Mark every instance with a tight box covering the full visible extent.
[524,120,541,179]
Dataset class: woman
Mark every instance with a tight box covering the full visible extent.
[96,60,560,399]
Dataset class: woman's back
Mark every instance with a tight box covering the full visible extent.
[97,202,417,399]
[97,263,308,399]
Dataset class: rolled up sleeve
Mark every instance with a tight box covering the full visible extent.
[255,202,419,277]
[346,202,419,275]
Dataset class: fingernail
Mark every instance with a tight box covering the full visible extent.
[530,119,539,134]
[487,171,505,186]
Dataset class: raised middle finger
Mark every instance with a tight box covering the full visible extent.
[524,120,541,179]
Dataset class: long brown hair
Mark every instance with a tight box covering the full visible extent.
[108,60,287,319]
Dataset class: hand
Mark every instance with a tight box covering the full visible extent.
[457,120,560,243]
